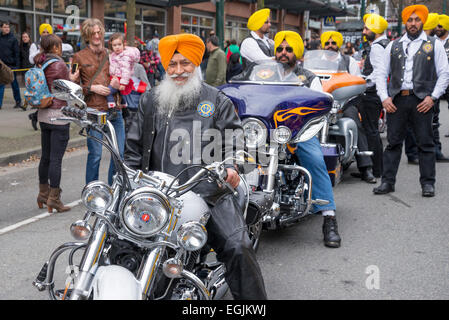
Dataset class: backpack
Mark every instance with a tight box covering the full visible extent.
[24,58,59,108]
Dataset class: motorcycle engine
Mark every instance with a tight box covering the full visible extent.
[108,239,144,275]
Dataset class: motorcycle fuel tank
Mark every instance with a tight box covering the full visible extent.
[220,84,333,138]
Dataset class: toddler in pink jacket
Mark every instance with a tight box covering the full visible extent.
[107,33,141,108]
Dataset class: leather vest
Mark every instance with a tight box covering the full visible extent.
[240,34,274,69]
[443,38,449,60]
[388,36,437,100]
[362,38,390,77]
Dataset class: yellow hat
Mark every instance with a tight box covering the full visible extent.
[402,5,428,25]
[424,13,439,30]
[363,13,388,34]
[274,31,304,59]
[39,23,53,35]
[321,31,344,48]
[439,14,449,31]
[247,8,271,31]
[159,33,205,71]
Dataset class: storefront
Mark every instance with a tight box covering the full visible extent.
[180,9,214,41]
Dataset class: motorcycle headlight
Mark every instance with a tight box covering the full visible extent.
[272,126,292,144]
[177,221,208,252]
[81,181,113,212]
[242,118,268,149]
[120,188,171,237]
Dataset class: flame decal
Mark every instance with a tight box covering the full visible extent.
[273,106,326,128]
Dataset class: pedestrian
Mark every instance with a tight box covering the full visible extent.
[125,33,267,299]
[225,39,242,64]
[140,46,160,87]
[71,18,126,186]
[34,34,74,213]
[147,32,165,80]
[106,32,140,109]
[19,31,33,111]
[343,41,356,55]
[321,30,377,183]
[28,23,54,130]
[359,13,390,179]
[0,58,13,85]
[226,52,243,82]
[205,35,227,87]
[373,5,449,197]
[240,8,274,69]
[0,21,23,110]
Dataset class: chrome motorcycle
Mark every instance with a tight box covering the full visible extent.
[32,80,255,300]
[220,60,332,230]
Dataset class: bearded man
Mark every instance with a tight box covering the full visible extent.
[124,33,267,300]
[273,31,341,248]
[374,5,449,197]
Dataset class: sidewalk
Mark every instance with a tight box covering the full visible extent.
[0,87,85,167]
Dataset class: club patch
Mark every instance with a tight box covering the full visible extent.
[422,42,433,54]
[197,101,215,118]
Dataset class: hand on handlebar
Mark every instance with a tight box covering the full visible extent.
[225,168,240,189]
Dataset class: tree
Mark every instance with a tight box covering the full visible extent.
[126,0,136,46]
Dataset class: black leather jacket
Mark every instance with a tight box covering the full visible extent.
[125,82,244,204]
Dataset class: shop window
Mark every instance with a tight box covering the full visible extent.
[0,0,32,11]
[53,0,88,17]
[104,0,127,19]
[142,7,165,24]
[35,0,51,12]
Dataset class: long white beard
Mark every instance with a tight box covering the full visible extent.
[155,67,203,116]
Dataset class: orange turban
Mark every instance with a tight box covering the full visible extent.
[159,33,205,71]
[402,5,428,25]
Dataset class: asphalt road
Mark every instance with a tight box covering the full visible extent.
[1,104,449,300]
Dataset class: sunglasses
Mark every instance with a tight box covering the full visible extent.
[276,46,294,53]
[325,41,337,46]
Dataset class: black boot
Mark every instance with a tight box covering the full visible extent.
[322,216,341,248]
[360,167,377,184]
[29,111,38,131]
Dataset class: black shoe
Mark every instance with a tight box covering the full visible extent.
[408,158,419,165]
[14,102,22,109]
[436,154,449,162]
[29,112,38,131]
[361,167,377,184]
[373,182,395,194]
[323,216,341,248]
[422,184,435,197]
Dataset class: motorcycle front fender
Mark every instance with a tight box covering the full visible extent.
[92,265,142,300]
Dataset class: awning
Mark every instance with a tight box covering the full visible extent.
[264,0,357,18]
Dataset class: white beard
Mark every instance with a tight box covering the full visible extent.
[155,67,203,116]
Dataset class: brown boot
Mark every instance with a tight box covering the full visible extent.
[47,187,71,213]
[37,184,50,209]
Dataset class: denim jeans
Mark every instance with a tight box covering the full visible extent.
[86,110,125,185]
[295,136,336,213]
[0,72,22,106]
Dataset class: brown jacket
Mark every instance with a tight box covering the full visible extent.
[0,58,13,85]
[43,54,70,109]
[72,46,110,111]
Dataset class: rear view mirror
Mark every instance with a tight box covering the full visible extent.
[52,79,86,109]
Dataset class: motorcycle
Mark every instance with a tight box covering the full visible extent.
[220,60,332,230]
[303,50,372,185]
[32,79,259,300]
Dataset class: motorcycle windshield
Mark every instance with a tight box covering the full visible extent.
[230,60,304,84]
[303,50,347,73]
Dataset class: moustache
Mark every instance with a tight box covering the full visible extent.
[169,73,191,79]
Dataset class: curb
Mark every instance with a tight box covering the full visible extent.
[0,136,86,167]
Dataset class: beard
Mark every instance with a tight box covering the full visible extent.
[326,46,339,53]
[435,28,448,39]
[277,55,297,70]
[364,31,375,42]
[406,25,423,40]
[154,67,202,116]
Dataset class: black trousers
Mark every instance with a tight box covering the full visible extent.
[206,193,267,300]
[38,122,70,188]
[359,89,384,177]
[382,94,435,186]
[342,103,373,170]
[405,99,444,158]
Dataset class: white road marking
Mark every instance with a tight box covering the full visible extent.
[0,199,82,236]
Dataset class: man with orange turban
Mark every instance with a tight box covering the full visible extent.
[125,33,267,300]
[240,8,274,68]
[374,5,449,197]
[359,13,390,179]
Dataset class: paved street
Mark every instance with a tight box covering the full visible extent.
[1,103,449,300]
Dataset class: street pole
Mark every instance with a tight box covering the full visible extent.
[126,0,136,46]
[258,0,264,9]
[215,0,224,49]
[397,0,403,36]
[444,0,447,14]
[360,0,366,20]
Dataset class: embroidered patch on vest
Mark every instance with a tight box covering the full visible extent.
[197,101,215,118]
[256,68,275,79]
[422,43,433,54]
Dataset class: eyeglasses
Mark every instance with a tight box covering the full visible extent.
[276,46,294,53]
[325,41,337,46]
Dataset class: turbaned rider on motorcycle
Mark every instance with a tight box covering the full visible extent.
[124,33,267,300]
[320,31,377,184]
[273,31,342,248]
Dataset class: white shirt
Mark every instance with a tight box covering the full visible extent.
[366,34,388,87]
[240,31,274,63]
[376,31,449,102]
[437,33,449,47]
